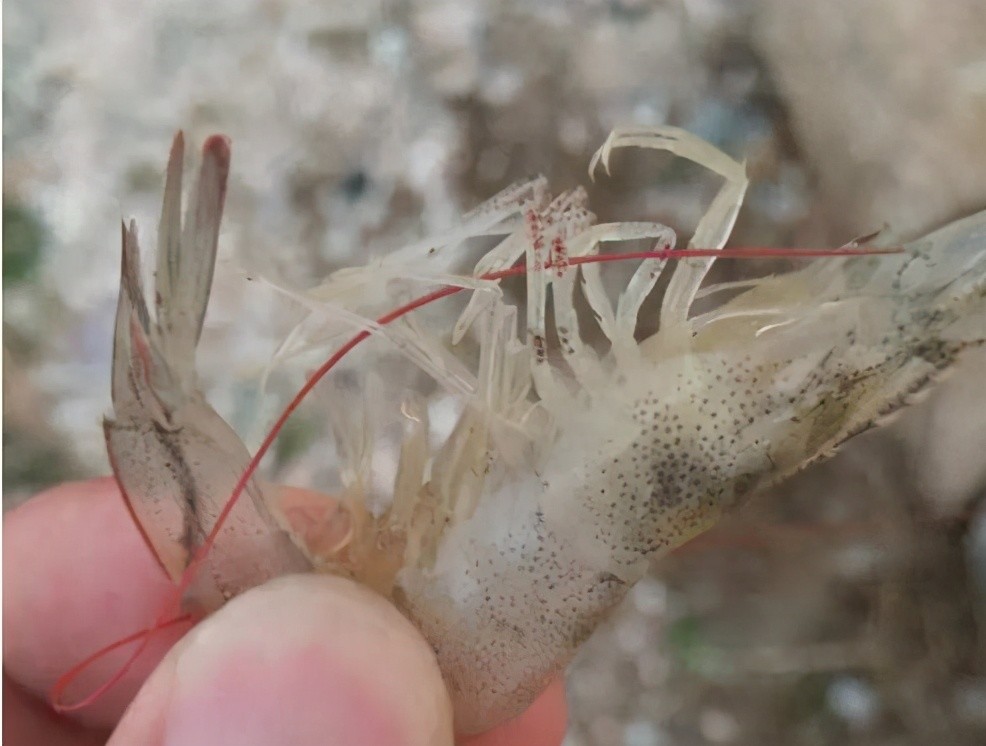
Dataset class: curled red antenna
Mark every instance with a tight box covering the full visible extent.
[51,611,194,713]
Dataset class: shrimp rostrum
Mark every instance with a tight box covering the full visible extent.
[103,127,986,733]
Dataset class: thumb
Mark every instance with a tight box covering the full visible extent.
[109,575,453,746]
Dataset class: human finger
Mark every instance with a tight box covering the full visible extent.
[2,674,110,746]
[109,573,454,746]
[2,479,193,728]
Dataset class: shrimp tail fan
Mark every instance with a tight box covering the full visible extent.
[104,133,310,612]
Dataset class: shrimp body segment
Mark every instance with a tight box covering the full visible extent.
[106,128,986,733]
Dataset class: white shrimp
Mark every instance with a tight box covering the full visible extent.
[104,127,986,733]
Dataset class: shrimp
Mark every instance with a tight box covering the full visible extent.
[92,127,985,733]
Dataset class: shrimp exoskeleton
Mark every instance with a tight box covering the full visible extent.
[103,127,985,733]
[104,134,311,612]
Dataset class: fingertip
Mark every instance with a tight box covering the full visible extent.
[111,575,454,746]
[3,479,187,727]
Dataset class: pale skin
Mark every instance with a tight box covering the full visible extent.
[2,479,567,745]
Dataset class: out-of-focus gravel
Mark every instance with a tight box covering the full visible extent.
[4,1,985,743]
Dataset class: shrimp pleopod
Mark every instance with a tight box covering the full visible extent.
[103,128,986,733]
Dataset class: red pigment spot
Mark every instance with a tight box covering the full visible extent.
[201,135,231,168]
[525,208,545,265]
[551,236,568,278]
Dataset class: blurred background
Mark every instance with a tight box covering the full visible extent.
[4,0,986,743]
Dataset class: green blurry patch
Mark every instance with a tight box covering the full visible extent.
[3,201,45,285]
[779,673,847,740]
[667,615,728,677]
[2,427,81,502]
[125,161,165,192]
[274,415,320,468]
[784,674,831,723]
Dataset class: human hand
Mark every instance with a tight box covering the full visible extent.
[3,479,567,745]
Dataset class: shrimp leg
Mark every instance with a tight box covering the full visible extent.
[526,190,593,402]
[590,126,749,332]
[555,222,678,378]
